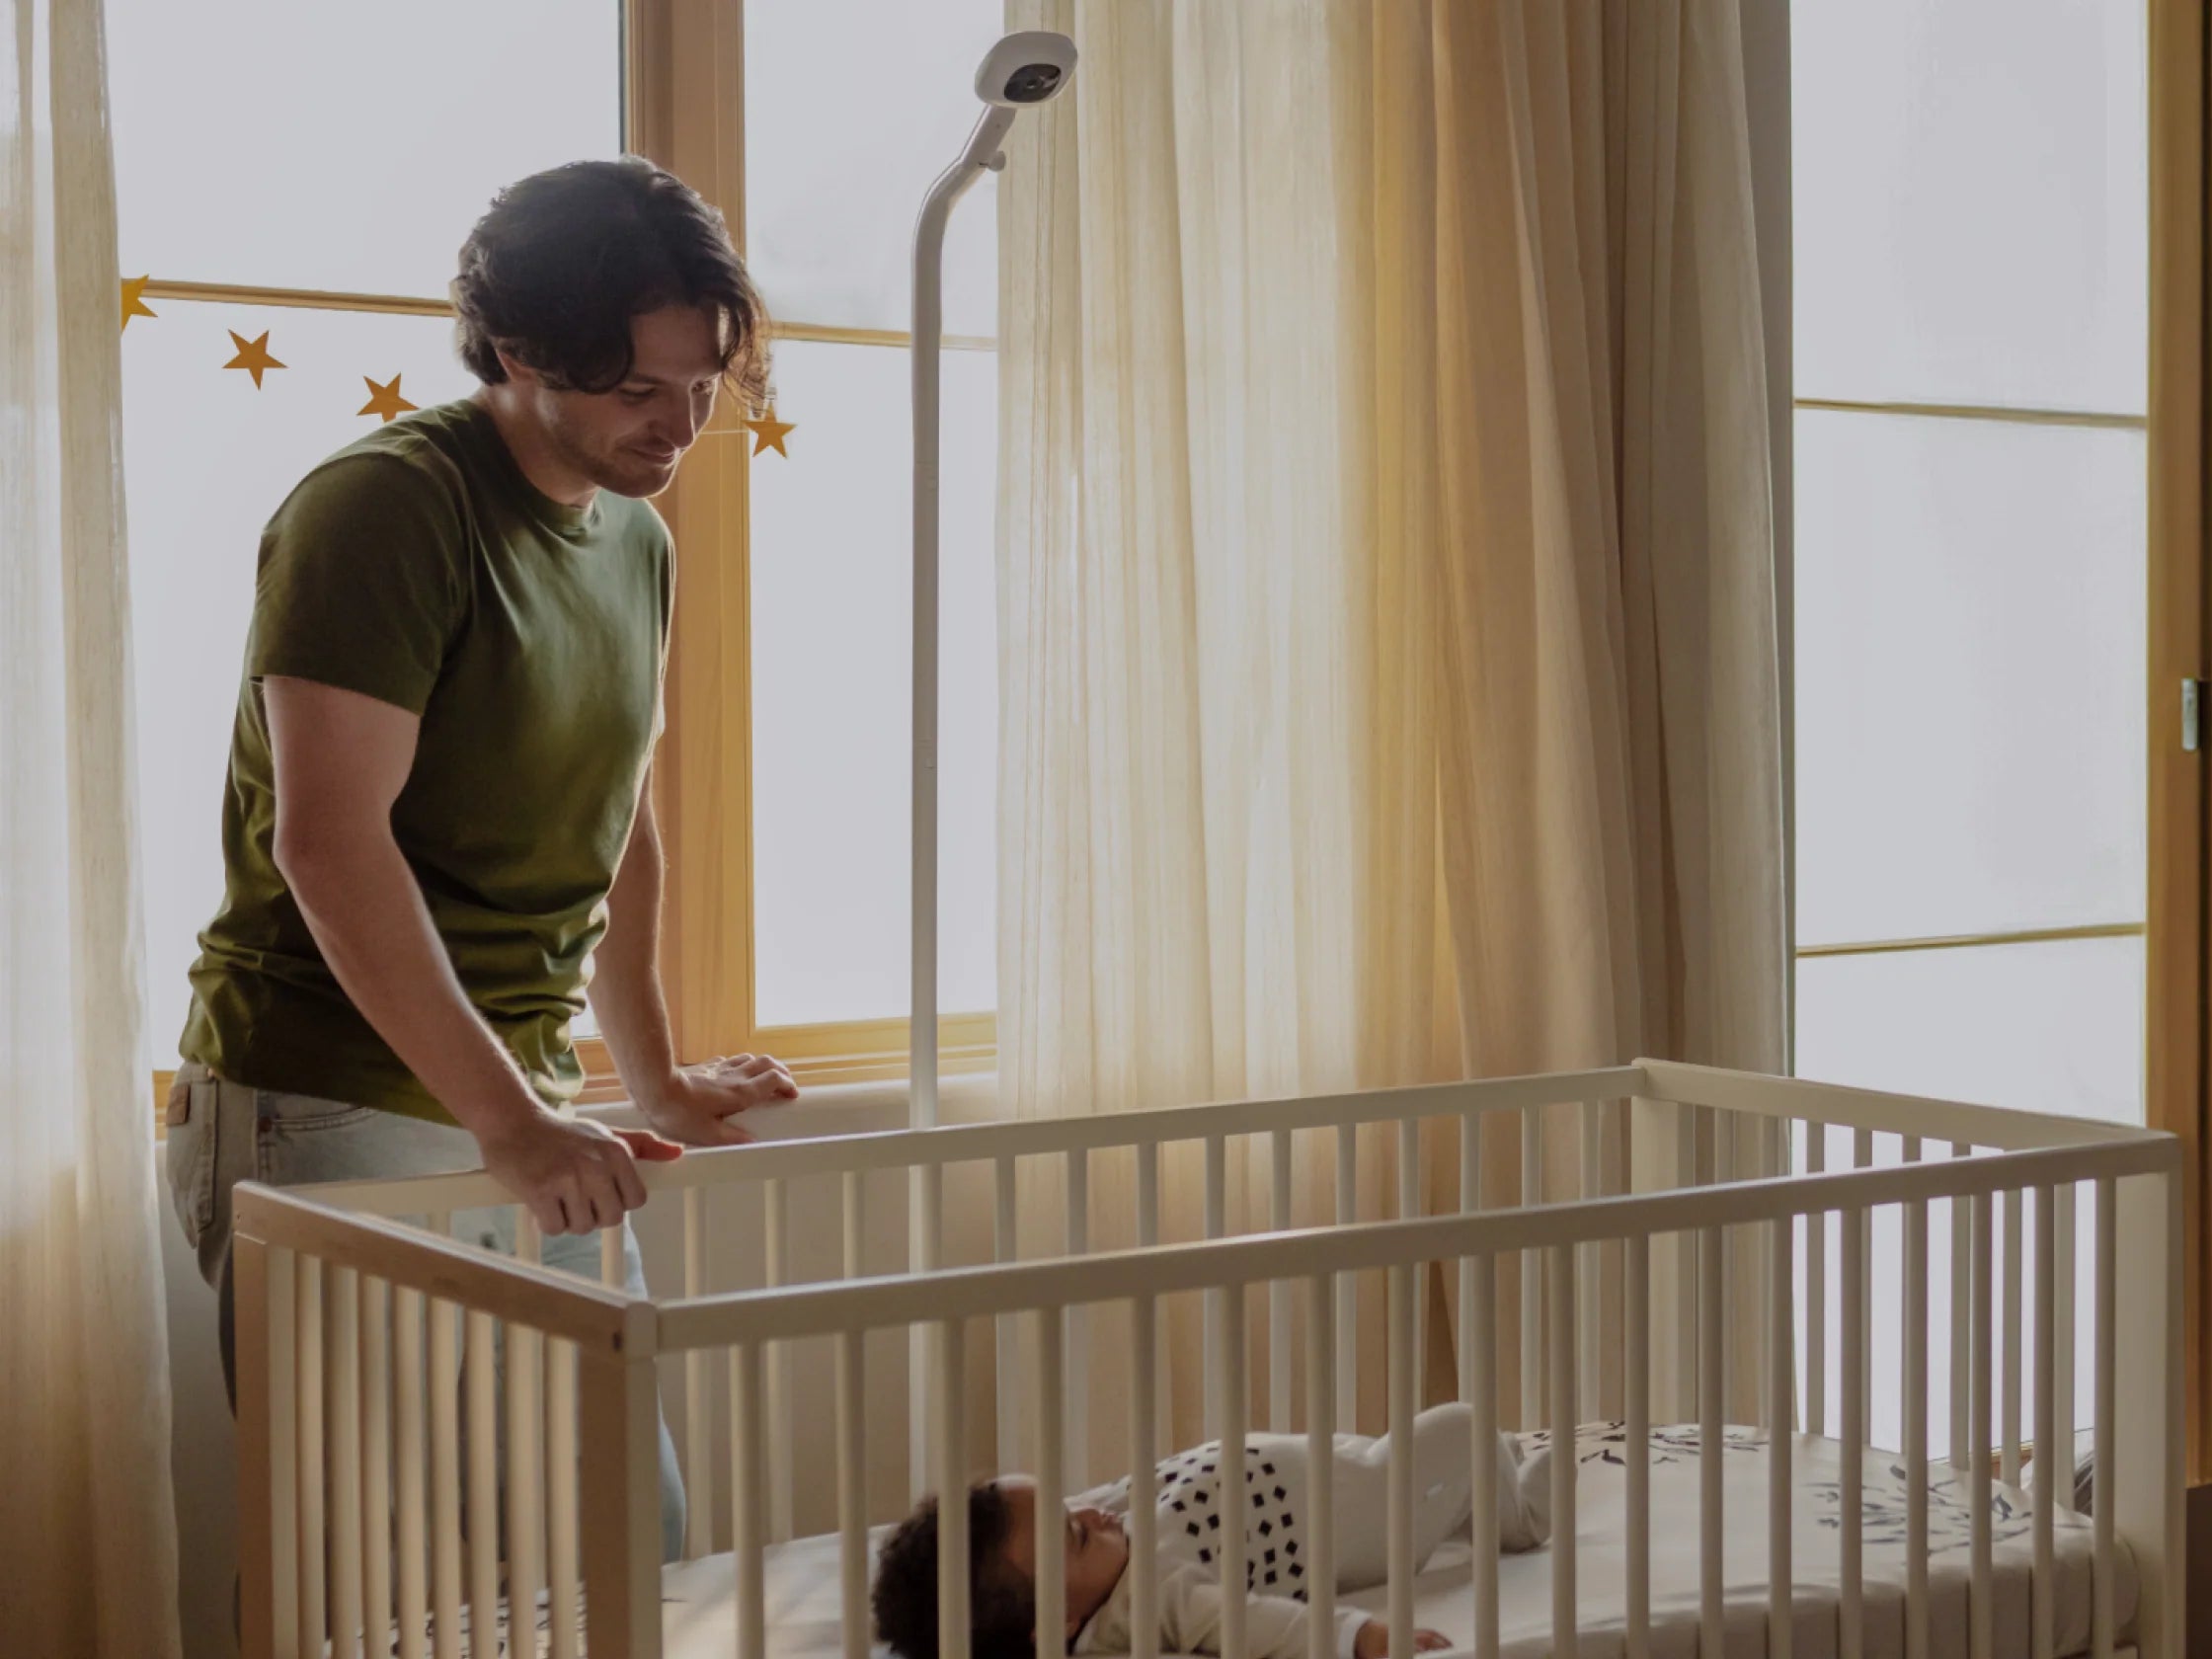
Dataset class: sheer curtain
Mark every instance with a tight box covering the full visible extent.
[1,0,184,1651]
[995,0,1783,1466]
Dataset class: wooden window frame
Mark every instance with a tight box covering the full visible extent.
[2148,0,2210,1486]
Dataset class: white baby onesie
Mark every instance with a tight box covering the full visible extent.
[1070,1403,1546,1658]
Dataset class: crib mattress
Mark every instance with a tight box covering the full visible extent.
[664,1424,2137,1658]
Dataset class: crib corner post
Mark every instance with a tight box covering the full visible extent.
[234,1229,297,1659]
[2113,1160,2186,1658]
[581,1304,667,1659]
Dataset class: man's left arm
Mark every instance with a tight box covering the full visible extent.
[589,770,798,1144]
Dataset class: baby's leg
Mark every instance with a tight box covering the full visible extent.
[1316,1404,1479,1591]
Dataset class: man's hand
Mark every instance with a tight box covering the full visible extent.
[1353,1622,1450,1659]
[476,1106,683,1235]
[636,1053,800,1146]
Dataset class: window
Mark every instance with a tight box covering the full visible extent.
[1788,0,2152,1455]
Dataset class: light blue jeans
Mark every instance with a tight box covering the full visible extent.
[165,1061,687,1561]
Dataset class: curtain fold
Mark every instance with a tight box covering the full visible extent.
[996,0,1782,1464]
[1,0,185,1651]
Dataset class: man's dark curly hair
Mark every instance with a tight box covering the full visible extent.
[451,156,768,406]
[872,1482,1039,1659]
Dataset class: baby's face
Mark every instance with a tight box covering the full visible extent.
[990,1476,1132,1636]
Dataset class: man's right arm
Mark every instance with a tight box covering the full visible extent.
[265,674,675,1233]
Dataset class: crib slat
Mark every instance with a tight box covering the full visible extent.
[511,1221,546,1649]
[2093,1177,2116,1659]
[910,1163,943,1505]
[1550,1244,1579,1653]
[393,1283,427,1659]
[1470,1253,1500,1659]
[1579,1102,1604,1421]
[1521,1106,1543,1430]
[1389,1259,1418,1659]
[1305,1273,1335,1659]
[1335,1124,1358,1433]
[299,1258,326,1659]
[765,1178,795,1543]
[547,1337,580,1659]
[1972,1192,1995,1659]
[1220,1284,1249,1659]
[684,1187,712,1560]
[1400,1116,1424,1395]
[263,1245,302,1659]
[733,1339,767,1659]
[601,1224,623,1289]
[841,1170,864,1277]
[1034,1305,1065,1659]
[1770,1218,1793,1659]
[1675,1107,1699,1422]
[1905,1197,1931,1659]
[1132,1293,1160,1659]
[1951,1143,1972,1471]
[995,1153,1020,1471]
[2055,1182,2078,1462]
[507,1315,546,1657]
[1856,1130,1875,1419]
[837,1328,868,1659]
[937,1327,973,1659]
[2003,1187,2024,1489]
[1206,1134,1226,1443]
[1841,1207,1864,1659]
[1700,1225,1723,1659]
[362,1275,394,1659]
[1460,1112,1480,1406]
[332,1268,363,1658]
[465,1309,498,1659]
[2032,1185,2057,1659]
[1139,1142,1169,1430]
[1626,1234,1650,1659]
[429,1298,460,1659]
[1066,1146,1090,1492]
[1806,1127,1827,1439]
[1272,1130,1295,1433]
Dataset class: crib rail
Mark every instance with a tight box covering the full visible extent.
[229,1062,2185,1659]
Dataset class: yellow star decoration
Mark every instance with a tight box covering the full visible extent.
[744,404,795,458]
[120,276,157,331]
[223,330,285,389]
[358,373,419,423]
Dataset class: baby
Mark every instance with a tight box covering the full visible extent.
[872,1403,1549,1659]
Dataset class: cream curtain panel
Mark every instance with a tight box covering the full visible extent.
[1,0,185,1650]
[994,0,1783,1471]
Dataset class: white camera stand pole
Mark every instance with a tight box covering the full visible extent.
[905,29,1077,1511]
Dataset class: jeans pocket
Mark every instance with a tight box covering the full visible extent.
[164,1070,218,1250]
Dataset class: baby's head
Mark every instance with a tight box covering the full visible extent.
[873,1476,1131,1659]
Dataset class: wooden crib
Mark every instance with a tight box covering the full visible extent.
[227,1061,2183,1659]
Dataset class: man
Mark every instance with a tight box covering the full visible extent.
[163,157,792,1561]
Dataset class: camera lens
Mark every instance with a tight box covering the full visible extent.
[1004,62,1062,103]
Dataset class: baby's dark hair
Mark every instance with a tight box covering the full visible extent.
[872,1482,1038,1659]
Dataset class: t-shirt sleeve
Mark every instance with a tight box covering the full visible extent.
[247,452,469,716]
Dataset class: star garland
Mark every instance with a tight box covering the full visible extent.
[119,276,794,455]
[744,394,795,457]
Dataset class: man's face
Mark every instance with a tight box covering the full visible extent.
[512,303,726,500]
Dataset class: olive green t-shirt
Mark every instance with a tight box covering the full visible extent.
[179,399,672,1124]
